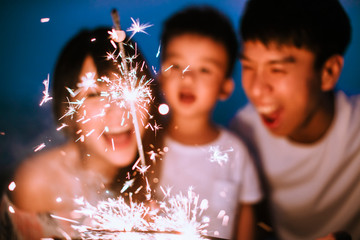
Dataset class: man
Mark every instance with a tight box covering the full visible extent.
[231,0,359,239]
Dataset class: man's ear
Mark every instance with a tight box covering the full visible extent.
[219,78,235,101]
[321,55,344,91]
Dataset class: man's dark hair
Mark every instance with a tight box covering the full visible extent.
[161,5,239,78]
[240,0,351,69]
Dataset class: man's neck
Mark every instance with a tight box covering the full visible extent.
[289,92,335,144]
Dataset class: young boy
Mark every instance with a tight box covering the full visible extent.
[231,0,360,239]
[157,6,262,240]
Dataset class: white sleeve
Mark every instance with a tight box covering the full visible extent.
[238,146,263,204]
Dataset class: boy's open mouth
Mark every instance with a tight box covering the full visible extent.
[179,92,196,104]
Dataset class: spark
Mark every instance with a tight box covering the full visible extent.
[77,72,98,92]
[8,181,16,191]
[39,74,52,106]
[8,206,15,214]
[163,65,173,72]
[182,65,190,74]
[208,146,233,166]
[121,179,136,193]
[85,129,95,137]
[127,17,153,40]
[34,143,46,152]
[56,123,68,131]
[40,18,50,23]
[59,97,85,120]
[51,214,79,224]
[65,87,79,98]
[156,43,161,58]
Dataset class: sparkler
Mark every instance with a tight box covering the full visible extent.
[72,188,208,240]
[111,9,147,167]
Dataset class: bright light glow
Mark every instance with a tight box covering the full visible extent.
[8,181,16,191]
[158,104,169,115]
[40,18,50,23]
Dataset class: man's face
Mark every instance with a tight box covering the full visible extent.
[240,40,325,141]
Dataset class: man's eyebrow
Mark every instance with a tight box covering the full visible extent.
[268,56,296,64]
[239,54,296,64]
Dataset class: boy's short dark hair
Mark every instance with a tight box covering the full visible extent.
[240,0,352,69]
[161,5,238,78]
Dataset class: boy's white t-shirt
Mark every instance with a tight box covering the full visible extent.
[158,128,262,239]
[231,91,360,240]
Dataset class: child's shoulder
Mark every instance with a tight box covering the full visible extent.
[216,127,250,154]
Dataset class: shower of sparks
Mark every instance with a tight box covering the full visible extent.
[71,188,207,240]
[127,17,154,41]
[39,74,52,106]
[208,146,233,166]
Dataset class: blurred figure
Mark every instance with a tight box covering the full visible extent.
[231,0,359,239]
[157,6,262,240]
[1,27,163,239]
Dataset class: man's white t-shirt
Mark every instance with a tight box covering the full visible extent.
[231,91,360,240]
[158,128,262,239]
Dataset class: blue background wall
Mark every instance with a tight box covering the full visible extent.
[1,0,359,187]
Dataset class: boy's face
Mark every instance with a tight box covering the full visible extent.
[160,34,232,119]
[240,40,326,140]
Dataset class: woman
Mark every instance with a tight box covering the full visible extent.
[2,27,164,239]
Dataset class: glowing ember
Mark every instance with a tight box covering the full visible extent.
[39,74,52,106]
[34,142,46,152]
[127,17,154,41]
[40,18,50,23]
[158,104,169,115]
[8,181,16,191]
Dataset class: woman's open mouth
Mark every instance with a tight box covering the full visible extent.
[103,127,133,150]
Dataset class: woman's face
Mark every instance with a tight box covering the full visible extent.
[70,55,149,168]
